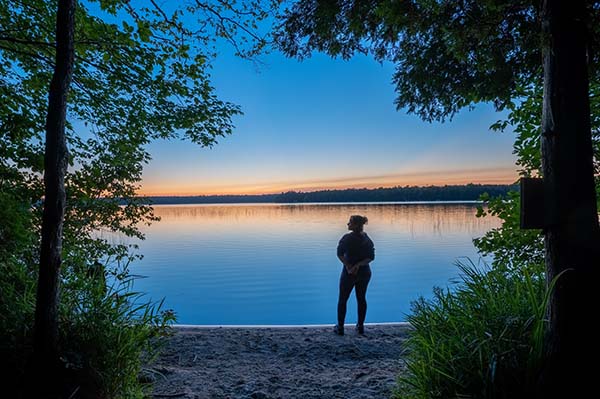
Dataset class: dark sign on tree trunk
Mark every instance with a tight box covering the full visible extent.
[520,177,547,229]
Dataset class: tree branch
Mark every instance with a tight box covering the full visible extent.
[194,0,263,43]
[0,43,55,67]
[149,0,179,28]
[0,36,54,47]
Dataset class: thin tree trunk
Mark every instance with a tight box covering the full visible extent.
[32,0,76,392]
[540,0,600,395]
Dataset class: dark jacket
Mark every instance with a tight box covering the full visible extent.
[337,231,375,265]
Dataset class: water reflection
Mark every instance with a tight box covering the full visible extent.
[147,203,495,235]
[130,203,499,325]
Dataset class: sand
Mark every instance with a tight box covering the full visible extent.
[148,324,410,399]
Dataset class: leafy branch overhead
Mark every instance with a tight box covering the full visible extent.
[275,0,600,122]
[0,0,278,256]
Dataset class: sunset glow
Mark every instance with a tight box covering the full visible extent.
[139,166,518,196]
[140,52,518,197]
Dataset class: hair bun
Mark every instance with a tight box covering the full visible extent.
[350,215,368,225]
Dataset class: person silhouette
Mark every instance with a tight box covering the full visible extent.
[334,215,375,335]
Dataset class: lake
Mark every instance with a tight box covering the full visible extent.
[123,203,500,325]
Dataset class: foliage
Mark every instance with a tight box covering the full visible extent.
[474,192,544,273]
[489,85,543,177]
[276,0,535,121]
[0,259,37,395]
[0,246,174,398]
[59,259,175,399]
[0,191,35,256]
[0,0,275,280]
[0,190,38,390]
[395,260,549,399]
[0,173,169,399]
[1,0,276,396]
[475,79,600,270]
[276,1,600,122]
[1,0,276,264]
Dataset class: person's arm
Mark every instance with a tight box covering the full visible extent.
[349,258,372,274]
[337,235,354,272]
[338,255,353,273]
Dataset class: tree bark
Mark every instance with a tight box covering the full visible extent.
[32,0,76,393]
[540,0,600,395]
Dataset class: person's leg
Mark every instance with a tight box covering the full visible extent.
[337,271,355,332]
[355,269,372,329]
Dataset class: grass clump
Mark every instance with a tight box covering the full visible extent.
[0,255,175,399]
[60,259,176,399]
[395,259,549,399]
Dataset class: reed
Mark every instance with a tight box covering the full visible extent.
[395,258,550,399]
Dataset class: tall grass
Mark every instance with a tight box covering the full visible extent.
[0,258,37,395]
[60,259,176,399]
[0,256,175,399]
[395,259,549,399]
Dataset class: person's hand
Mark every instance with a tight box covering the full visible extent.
[349,265,360,275]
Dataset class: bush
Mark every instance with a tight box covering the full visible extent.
[60,258,176,399]
[0,253,175,398]
[0,191,38,391]
[395,259,549,399]
[0,258,37,395]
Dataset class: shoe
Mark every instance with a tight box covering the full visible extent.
[333,324,344,336]
[356,324,364,335]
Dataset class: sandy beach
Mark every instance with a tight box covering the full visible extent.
[148,324,410,399]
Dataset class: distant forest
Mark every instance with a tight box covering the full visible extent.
[145,184,518,204]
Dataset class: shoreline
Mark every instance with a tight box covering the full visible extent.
[150,324,411,398]
[171,322,411,329]
[146,200,485,207]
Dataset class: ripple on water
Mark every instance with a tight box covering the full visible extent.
[123,203,499,324]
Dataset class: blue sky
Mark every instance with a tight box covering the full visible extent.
[140,47,518,196]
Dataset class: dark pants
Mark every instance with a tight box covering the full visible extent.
[337,266,372,327]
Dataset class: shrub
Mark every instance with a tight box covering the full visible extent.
[0,191,38,392]
[0,253,174,398]
[60,258,176,399]
[0,257,37,395]
[395,259,549,399]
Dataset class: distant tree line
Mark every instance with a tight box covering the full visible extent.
[145,184,517,204]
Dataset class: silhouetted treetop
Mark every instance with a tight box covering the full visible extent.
[275,0,600,122]
[145,184,516,204]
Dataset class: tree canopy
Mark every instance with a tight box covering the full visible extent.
[1,0,276,260]
[275,0,600,122]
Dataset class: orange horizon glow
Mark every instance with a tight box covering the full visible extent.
[138,166,519,197]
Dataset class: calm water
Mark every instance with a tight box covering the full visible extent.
[122,203,499,325]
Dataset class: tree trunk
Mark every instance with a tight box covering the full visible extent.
[540,0,600,395]
[32,0,76,394]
